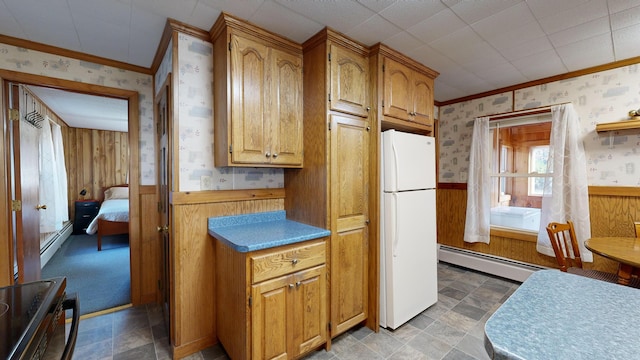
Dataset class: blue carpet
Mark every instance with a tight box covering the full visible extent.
[41,233,130,316]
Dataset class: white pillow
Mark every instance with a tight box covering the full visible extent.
[104,187,129,200]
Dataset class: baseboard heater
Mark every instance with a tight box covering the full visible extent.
[40,222,73,268]
[438,245,549,282]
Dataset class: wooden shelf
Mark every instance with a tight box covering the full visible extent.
[596,118,640,132]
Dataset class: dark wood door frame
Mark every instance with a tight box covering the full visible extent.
[0,70,142,305]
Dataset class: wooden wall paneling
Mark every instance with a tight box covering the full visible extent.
[169,195,284,359]
[139,185,160,303]
[437,187,640,276]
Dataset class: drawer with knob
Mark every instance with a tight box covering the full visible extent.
[250,240,326,284]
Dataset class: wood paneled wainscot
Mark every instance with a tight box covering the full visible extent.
[215,238,328,360]
[210,12,303,167]
[437,184,640,275]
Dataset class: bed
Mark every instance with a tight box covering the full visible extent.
[86,185,130,250]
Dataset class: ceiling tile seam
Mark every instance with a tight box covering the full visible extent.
[65,0,83,54]
[520,0,568,78]
[605,0,618,61]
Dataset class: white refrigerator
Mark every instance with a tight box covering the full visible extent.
[380,129,438,329]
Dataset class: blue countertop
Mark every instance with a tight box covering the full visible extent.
[208,210,331,252]
[485,269,640,360]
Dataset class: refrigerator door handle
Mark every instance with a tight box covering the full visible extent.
[392,192,399,257]
[391,140,400,191]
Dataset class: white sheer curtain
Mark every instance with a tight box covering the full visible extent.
[52,122,69,226]
[39,118,69,233]
[536,104,592,261]
[463,116,491,244]
[39,119,58,233]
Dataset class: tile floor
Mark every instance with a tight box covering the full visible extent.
[70,262,521,360]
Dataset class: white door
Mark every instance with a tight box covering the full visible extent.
[383,189,437,329]
[382,129,435,192]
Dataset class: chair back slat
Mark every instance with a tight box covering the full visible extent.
[546,221,582,271]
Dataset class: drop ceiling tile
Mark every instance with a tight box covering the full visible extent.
[273,0,374,35]
[67,0,132,28]
[74,16,131,63]
[185,2,220,31]
[407,9,467,44]
[537,0,608,34]
[131,0,198,24]
[0,1,25,39]
[378,0,446,29]
[129,30,162,67]
[345,14,401,46]
[499,35,554,61]
[471,2,535,40]
[607,0,640,14]
[433,80,467,103]
[475,62,528,89]
[196,0,265,20]
[436,67,492,94]
[382,31,424,57]
[406,45,452,75]
[356,0,397,13]
[525,0,589,19]
[448,0,523,25]
[612,23,640,59]
[249,1,323,44]
[429,27,487,64]
[548,16,610,47]
[484,20,547,51]
[610,5,640,30]
[511,49,567,80]
[130,5,166,38]
[556,33,614,71]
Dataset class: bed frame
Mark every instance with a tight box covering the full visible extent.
[97,184,130,251]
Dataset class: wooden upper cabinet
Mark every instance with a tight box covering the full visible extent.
[329,44,370,117]
[382,56,435,128]
[212,13,303,168]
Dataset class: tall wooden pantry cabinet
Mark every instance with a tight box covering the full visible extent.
[285,28,377,344]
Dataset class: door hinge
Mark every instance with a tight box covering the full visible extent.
[381,100,384,108]
[228,42,232,51]
[328,53,331,62]
[328,322,332,331]
[328,122,332,131]
[9,109,19,121]
[248,296,252,307]
[328,93,331,102]
[12,200,21,211]
[229,144,233,153]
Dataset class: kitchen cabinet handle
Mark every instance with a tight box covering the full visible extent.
[265,152,271,157]
[289,283,294,289]
[36,204,47,210]
[291,259,298,265]
[272,153,278,158]
[295,281,301,287]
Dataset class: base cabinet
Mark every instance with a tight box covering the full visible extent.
[215,238,327,360]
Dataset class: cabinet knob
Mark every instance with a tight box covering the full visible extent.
[291,259,298,265]
[272,153,278,158]
[36,204,47,210]
[295,281,301,287]
[289,283,295,289]
[265,152,271,158]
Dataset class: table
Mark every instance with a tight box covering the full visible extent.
[484,270,640,360]
[585,236,640,285]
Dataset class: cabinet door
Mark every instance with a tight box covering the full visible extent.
[329,114,369,336]
[411,70,434,127]
[230,33,270,164]
[330,44,369,118]
[382,57,411,121]
[270,47,303,166]
[291,265,327,357]
[252,275,290,360]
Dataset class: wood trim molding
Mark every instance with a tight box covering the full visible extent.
[436,56,640,106]
[588,186,640,197]
[170,188,286,205]
[139,185,156,195]
[150,19,210,74]
[0,34,151,75]
[438,183,467,190]
[490,228,538,243]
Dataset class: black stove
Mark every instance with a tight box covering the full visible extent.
[0,277,79,360]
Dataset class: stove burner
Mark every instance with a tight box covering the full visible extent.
[0,302,7,318]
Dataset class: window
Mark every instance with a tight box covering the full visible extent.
[489,119,551,232]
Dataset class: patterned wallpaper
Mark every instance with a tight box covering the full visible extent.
[175,33,283,191]
[439,63,640,187]
[0,41,156,185]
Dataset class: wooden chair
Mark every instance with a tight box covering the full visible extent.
[634,221,640,238]
[546,221,640,286]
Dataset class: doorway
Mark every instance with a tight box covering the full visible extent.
[0,70,142,311]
